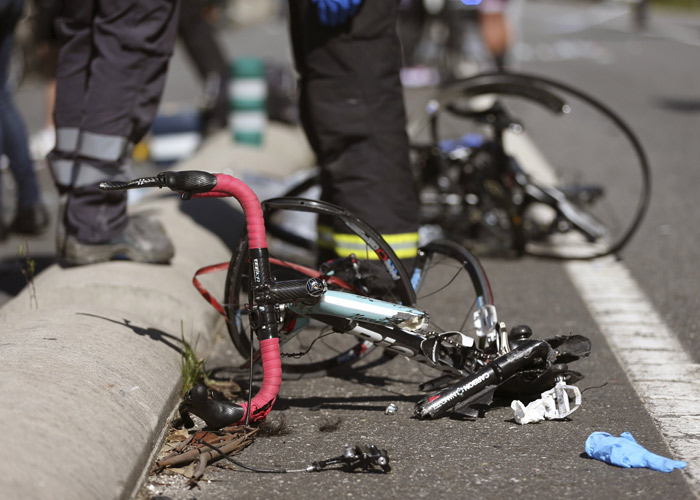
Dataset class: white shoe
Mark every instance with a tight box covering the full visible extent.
[30,127,56,161]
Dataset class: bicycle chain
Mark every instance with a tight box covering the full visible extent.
[424,330,465,348]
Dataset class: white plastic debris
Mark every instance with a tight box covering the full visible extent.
[511,379,582,424]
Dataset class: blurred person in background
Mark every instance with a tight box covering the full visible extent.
[30,0,228,159]
[287,0,420,265]
[28,0,60,160]
[0,0,49,241]
[479,0,510,71]
[397,0,512,82]
[178,0,230,132]
[48,1,179,265]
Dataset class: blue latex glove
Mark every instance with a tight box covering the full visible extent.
[585,431,687,473]
[311,0,363,27]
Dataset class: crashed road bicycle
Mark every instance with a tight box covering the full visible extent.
[101,170,591,428]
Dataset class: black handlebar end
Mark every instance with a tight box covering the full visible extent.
[162,171,218,196]
[98,170,218,199]
[99,180,129,191]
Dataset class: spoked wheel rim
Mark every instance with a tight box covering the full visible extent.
[224,198,416,378]
[412,239,496,362]
[417,71,651,260]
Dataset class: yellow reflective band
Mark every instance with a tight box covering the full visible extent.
[382,233,420,246]
[317,225,335,249]
[318,227,419,260]
[332,232,419,246]
[334,245,418,260]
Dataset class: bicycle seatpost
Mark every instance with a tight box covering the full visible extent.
[415,339,552,419]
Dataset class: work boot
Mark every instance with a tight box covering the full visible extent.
[12,204,49,235]
[59,213,175,266]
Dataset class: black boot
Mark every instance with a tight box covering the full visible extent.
[12,204,49,235]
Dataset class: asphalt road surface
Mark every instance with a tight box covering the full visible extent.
[3,2,700,499]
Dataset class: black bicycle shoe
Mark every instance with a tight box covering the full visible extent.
[59,214,175,266]
[12,204,49,235]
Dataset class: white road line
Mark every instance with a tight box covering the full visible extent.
[507,132,700,491]
[567,257,700,491]
[532,4,631,35]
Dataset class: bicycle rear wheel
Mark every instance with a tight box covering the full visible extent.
[224,198,416,377]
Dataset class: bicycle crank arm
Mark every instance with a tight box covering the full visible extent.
[415,339,552,419]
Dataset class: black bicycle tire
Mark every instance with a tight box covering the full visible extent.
[263,197,416,306]
[428,71,651,260]
[223,199,417,377]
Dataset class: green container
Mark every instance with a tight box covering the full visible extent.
[230,57,265,79]
[229,57,267,146]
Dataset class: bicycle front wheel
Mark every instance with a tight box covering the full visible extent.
[411,239,496,353]
[224,199,416,377]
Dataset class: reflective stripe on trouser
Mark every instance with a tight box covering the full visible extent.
[49,127,132,189]
[289,0,419,261]
[48,127,132,243]
[318,226,419,260]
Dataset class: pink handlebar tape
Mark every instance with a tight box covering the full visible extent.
[238,338,282,423]
[192,173,267,250]
[192,173,279,423]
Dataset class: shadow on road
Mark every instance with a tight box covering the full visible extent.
[76,312,184,354]
[656,96,700,113]
[274,393,423,413]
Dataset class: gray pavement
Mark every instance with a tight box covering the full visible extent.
[2,3,700,499]
[0,125,315,500]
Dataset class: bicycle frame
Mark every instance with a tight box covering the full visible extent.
[100,169,590,427]
[289,291,428,331]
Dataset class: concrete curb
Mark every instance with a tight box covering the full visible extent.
[0,124,314,499]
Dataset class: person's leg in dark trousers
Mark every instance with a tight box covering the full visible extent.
[397,0,426,67]
[49,0,179,264]
[0,0,48,238]
[178,0,229,130]
[288,0,419,263]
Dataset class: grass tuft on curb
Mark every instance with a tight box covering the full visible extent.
[180,324,210,395]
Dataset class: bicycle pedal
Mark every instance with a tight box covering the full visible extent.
[511,379,582,424]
